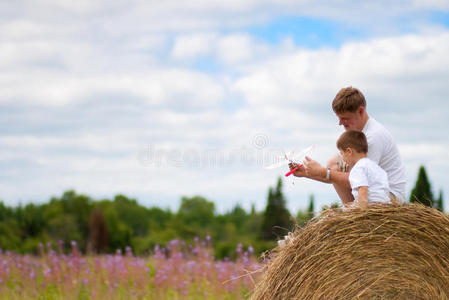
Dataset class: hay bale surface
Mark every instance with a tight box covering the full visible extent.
[251,203,449,300]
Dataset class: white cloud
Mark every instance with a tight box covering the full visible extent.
[124,35,168,52]
[0,69,225,108]
[233,32,449,109]
[171,32,276,67]
[0,20,60,40]
[400,143,449,163]
[9,0,441,39]
[1,0,449,211]
[215,34,254,64]
[32,0,107,13]
[412,0,449,10]
[172,33,217,60]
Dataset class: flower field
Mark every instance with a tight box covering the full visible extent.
[0,239,262,300]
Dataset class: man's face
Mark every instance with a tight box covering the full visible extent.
[336,107,365,131]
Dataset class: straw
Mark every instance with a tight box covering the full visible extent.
[251,203,449,299]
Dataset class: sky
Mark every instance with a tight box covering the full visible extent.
[1,0,449,214]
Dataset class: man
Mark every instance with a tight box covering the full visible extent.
[290,87,406,206]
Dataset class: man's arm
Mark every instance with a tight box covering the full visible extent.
[289,157,328,182]
[289,157,354,205]
[301,157,351,188]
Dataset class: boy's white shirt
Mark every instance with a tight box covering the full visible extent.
[362,117,406,200]
[349,157,390,203]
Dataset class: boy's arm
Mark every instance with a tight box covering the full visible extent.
[358,186,368,208]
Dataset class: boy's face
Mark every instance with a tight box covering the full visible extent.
[336,106,365,131]
[339,147,355,167]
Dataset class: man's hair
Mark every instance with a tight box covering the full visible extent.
[337,130,368,153]
[332,87,366,113]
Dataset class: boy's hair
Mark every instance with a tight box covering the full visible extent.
[332,87,366,114]
[337,130,368,153]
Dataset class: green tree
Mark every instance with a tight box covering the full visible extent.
[101,202,132,251]
[147,207,173,232]
[0,201,14,221]
[243,205,263,240]
[297,194,315,227]
[20,203,45,237]
[44,190,93,251]
[177,195,215,228]
[261,177,294,240]
[307,194,315,219]
[112,195,150,236]
[435,190,444,212]
[0,219,21,250]
[226,203,247,229]
[410,166,434,207]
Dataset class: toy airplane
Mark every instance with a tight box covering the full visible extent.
[264,145,315,177]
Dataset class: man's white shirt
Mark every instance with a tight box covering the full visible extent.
[362,117,406,200]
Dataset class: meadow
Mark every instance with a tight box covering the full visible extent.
[0,238,262,300]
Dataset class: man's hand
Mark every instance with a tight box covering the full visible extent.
[288,163,307,177]
[303,157,326,179]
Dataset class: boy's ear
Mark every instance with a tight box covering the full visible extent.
[346,147,353,155]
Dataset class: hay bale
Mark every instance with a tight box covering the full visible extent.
[251,203,449,299]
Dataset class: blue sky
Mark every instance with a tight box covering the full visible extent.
[247,16,362,47]
[1,0,449,214]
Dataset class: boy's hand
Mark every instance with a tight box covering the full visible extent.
[288,163,306,177]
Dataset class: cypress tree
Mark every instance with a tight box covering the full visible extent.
[409,166,434,207]
[260,177,294,240]
[435,190,444,212]
[307,194,315,219]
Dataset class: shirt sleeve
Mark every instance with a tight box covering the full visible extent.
[366,134,383,164]
[349,164,369,189]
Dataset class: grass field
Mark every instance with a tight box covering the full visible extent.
[0,239,262,299]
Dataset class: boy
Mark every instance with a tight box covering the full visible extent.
[336,130,389,208]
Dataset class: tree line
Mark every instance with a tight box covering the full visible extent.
[0,165,443,258]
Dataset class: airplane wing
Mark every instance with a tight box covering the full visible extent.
[289,145,315,162]
[264,158,290,170]
[264,145,315,170]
